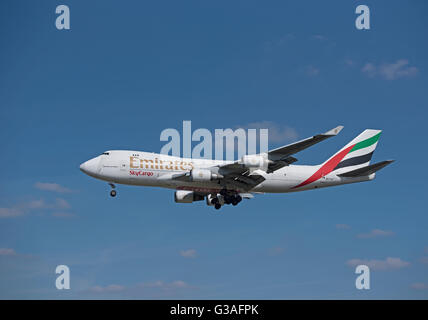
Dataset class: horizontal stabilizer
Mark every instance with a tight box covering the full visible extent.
[337,160,394,177]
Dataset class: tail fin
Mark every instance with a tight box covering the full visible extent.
[322,129,382,174]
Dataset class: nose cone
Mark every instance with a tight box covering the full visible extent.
[80,157,101,176]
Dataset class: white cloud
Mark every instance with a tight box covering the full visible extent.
[241,121,298,144]
[0,199,50,217]
[0,207,23,218]
[264,34,295,51]
[268,247,284,256]
[362,63,376,76]
[86,280,190,298]
[52,212,76,218]
[344,59,355,67]
[0,248,17,256]
[180,249,197,258]
[26,199,48,209]
[304,65,320,77]
[54,198,71,210]
[34,182,72,193]
[336,224,351,230]
[411,283,428,290]
[276,33,295,45]
[346,257,410,270]
[357,229,394,239]
[23,198,70,210]
[312,34,327,41]
[0,198,72,218]
[170,280,188,288]
[90,284,125,293]
[137,280,189,289]
[362,59,418,80]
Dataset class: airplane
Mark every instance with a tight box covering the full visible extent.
[80,126,393,210]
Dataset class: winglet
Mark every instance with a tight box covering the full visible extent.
[324,125,344,136]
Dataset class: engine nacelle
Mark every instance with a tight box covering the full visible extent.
[240,155,269,170]
[174,190,204,203]
[190,169,222,182]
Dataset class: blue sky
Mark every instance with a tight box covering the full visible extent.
[0,0,427,299]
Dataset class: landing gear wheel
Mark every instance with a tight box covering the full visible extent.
[110,190,117,197]
[214,203,221,210]
[231,194,241,206]
[224,195,232,205]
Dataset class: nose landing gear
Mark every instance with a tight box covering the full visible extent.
[108,183,117,197]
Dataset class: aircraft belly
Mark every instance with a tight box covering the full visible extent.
[253,177,298,193]
[173,181,222,193]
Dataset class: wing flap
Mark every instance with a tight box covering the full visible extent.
[267,156,297,173]
[224,172,265,191]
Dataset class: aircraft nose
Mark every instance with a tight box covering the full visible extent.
[80,157,100,175]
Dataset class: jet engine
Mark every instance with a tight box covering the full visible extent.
[174,190,204,203]
[239,155,270,170]
[190,169,222,182]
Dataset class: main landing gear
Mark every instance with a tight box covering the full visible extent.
[109,183,117,197]
[210,189,243,210]
[210,197,222,210]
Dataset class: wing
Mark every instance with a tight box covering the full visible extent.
[268,125,344,161]
[171,125,344,192]
[217,164,266,191]
[215,125,344,189]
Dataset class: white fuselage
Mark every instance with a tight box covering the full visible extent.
[80,150,374,194]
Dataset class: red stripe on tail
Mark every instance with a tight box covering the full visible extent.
[292,144,355,189]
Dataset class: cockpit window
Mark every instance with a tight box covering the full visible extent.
[102,152,110,155]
